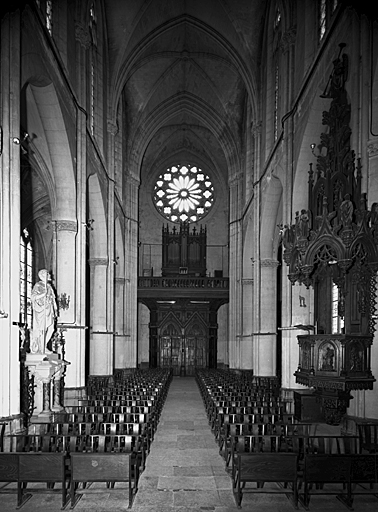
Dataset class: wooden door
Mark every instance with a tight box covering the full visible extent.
[158,335,208,376]
[184,335,207,375]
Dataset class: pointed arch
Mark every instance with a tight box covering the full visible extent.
[24,82,76,220]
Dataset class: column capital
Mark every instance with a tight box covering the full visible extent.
[75,22,91,49]
[107,120,118,136]
[126,174,140,188]
[251,121,262,136]
[260,258,280,268]
[88,258,108,267]
[280,26,297,53]
[55,220,77,233]
[228,172,243,187]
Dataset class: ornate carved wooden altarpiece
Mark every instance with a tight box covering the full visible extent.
[282,45,377,424]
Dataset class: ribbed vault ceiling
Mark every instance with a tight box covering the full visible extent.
[105,0,267,184]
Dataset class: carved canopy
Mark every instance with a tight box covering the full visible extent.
[282,45,378,336]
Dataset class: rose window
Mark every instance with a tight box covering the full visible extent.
[153,164,214,223]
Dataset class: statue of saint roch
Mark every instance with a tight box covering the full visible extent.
[30,269,58,354]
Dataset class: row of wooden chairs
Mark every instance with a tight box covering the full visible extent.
[51,408,154,423]
[27,422,153,447]
[1,368,173,509]
[230,434,376,509]
[6,433,147,467]
[0,449,139,509]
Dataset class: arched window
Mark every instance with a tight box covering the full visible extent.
[20,228,33,328]
[332,282,345,334]
[46,0,53,36]
[272,3,281,143]
[274,5,281,31]
[153,164,214,223]
[36,0,53,36]
[318,0,339,43]
[274,64,279,142]
[89,3,98,135]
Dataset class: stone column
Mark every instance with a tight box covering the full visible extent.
[124,176,139,368]
[114,276,128,368]
[0,10,22,423]
[54,220,77,324]
[106,120,117,372]
[51,364,66,413]
[241,278,253,369]
[89,258,113,375]
[253,258,279,376]
[62,19,91,396]
[54,220,86,391]
[228,173,243,368]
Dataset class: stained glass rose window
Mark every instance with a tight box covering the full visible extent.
[153,164,214,223]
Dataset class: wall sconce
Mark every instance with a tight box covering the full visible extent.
[12,132,29,146]
[83,219,94,230]
[0,309,8,318]
[113,256,119,265]
[310,143,320,157]
[57,292,71,311]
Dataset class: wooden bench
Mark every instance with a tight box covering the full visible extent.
[0,452,18,485]
[70,452,138,509]
[0,452,69,509]
[232,451,298,508]
[299,454,353,510]
[222,424,312,466]
[349,453,378,505]
[6,433,146,468]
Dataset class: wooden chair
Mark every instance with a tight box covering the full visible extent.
[69,452,138,509]
[223,424,276,467]
[357,423,378,453]
[18,452,69,509]
[105,434,146,470]
[299,454,353,510]
[232,452,298,508]
[0,422,8,452]
[307,435,361,455]
[350,453,378,505]
[0,453,19,502]
[0,450,69,509]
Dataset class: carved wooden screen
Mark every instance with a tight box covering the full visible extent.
[157,312,209,376]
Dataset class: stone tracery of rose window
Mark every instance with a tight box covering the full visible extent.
[153,164,214,223]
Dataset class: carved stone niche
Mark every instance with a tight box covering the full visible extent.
[294,334,375,424]
[283,44,378,424]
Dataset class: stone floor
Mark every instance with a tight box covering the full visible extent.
[1,376,378,511]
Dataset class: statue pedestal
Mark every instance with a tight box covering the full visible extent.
[25,353,66,422]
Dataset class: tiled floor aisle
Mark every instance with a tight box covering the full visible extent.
[1,376,378,511]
